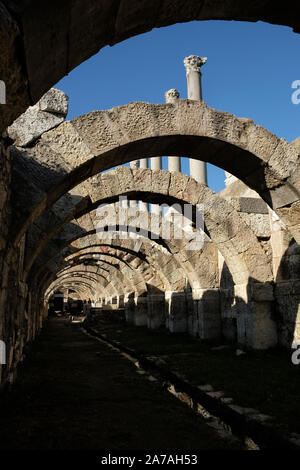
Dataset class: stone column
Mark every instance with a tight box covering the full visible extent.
[147,294,166,329]
[139,158,149,212]
[165,89,181,173]
[184,55,208,185]
[150,156,162,216]
[150,156,161,171]
[134,296,148,326]
[165,291,187,333]
[124,293,135,324]
[129,160,140,207]
[140,158,148,169]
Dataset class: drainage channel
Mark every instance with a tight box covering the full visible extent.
[81,325,259,450]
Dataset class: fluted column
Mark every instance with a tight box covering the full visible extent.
[165,89,181,173]
[184,55,207,185]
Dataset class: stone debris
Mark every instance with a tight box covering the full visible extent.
[39,88,68,115]
[7,88,69,146]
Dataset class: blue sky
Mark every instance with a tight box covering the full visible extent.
[56,20,300,193]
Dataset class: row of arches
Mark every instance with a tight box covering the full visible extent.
[0,3,299,388]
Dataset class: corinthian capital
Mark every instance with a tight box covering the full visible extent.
[130,160,140,169]
[184,55,207,73]
[165,89,180,103]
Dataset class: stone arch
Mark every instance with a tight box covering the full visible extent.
[37,216,213,295]
[11,101,300,255]
[64,245,166,291]
[55,271,108,288]
[40,238,179,299]
[47,279,97,301]
[29,169,273,288]
[65,251,147,296]
[1,0,300,131]
[45,270,110,302]
[57,258,129,296]
[63,242,173,292]
[35,230,186,295]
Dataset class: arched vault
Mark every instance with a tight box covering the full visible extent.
[1,0,300,130]
[11,101,300,254]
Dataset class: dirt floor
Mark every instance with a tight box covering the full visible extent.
[0,317,243,450]
[92,319,300,436]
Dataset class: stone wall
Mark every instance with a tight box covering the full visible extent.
[220,175,300,348]
[0,137,46,388]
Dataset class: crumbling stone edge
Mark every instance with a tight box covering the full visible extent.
[83,324,300,451]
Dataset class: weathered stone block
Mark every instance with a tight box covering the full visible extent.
[8,88,69,146]
[39,88,69,116]
[250,283,274,302]
[8,105,65,147]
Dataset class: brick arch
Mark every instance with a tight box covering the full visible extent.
[1,0,299,131]
[12,100,300,255]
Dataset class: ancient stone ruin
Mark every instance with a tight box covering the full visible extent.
[0,2,299,423]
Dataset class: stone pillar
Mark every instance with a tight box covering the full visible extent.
[150,156,162,171]
[150,156,162,216]
[184,55,207,185]
[134,296,148,326]
[186,291,199,337]
[118,294,125,309]
[165,89,181,173]
[234,283,277,350]
[139,158,149,212]
[147,294,166,329]
[196,288,221,340]
[165,291,187,333]
[129,160,140,208]
[62,288,68,313]
[124,293,135,324]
